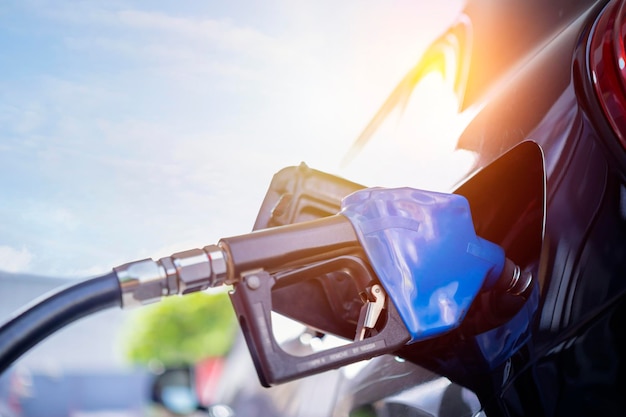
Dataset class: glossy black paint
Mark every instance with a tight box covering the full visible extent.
[430,0,626,415]
[459,0,599,109]
[323,0,626,415]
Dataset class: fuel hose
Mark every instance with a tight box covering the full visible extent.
[0,272,121,375]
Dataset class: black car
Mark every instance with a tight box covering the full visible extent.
[208,0,626,416]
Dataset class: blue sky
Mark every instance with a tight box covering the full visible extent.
[0,1,462,277]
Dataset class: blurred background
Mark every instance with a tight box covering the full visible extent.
[0,1,464,415]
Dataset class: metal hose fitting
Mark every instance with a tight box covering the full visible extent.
[115,244,229,308]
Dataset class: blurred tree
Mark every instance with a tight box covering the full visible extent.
[122,291,237,367]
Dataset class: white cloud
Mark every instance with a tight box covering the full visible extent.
[20,204,81,232]
[42,3,280,56]
[115,10,286,57]
[0,245,34,273]
[48,207,81,231]
[57,7,292,64]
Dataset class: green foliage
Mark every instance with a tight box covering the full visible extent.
[122,291,237,367]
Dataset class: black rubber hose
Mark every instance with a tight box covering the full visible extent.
[0,271,121,375]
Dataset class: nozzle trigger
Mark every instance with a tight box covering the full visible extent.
[355,284,386,341]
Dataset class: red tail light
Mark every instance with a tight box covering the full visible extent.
[589,0,626,148]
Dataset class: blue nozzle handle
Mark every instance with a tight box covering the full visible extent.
[341,188,505,343]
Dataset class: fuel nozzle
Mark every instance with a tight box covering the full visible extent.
[113,185,533,386]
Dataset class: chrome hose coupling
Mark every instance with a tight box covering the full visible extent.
[115,244,229,308]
